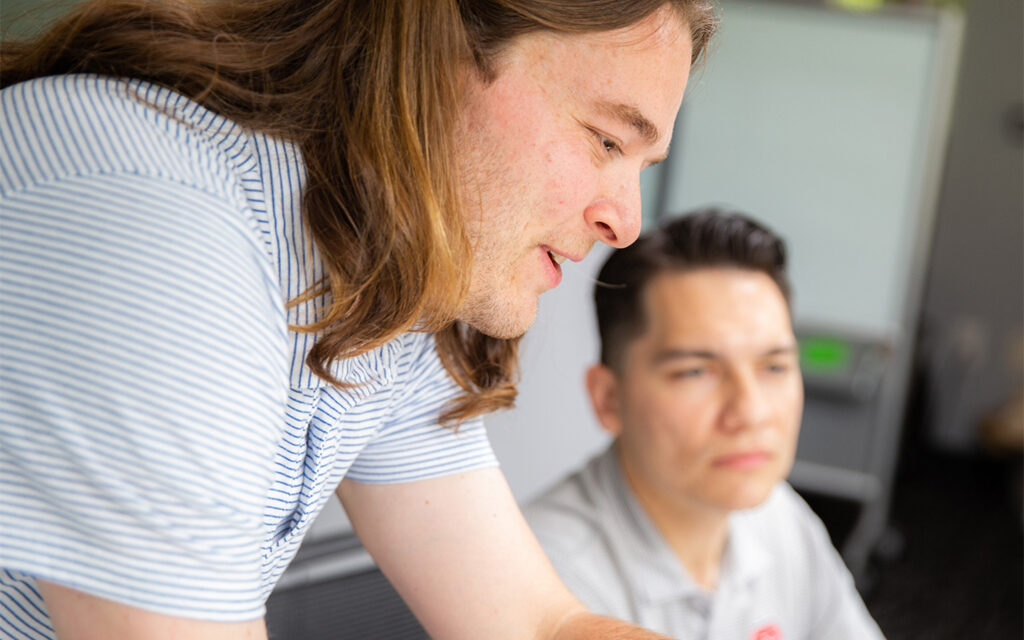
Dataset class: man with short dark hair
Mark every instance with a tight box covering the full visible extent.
[525,209,885,639]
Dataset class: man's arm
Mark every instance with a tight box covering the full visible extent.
[38,581,268,640]
[550,610,675,640]
[337,467,672,640]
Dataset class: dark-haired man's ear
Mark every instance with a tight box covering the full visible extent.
[585,364,624,438]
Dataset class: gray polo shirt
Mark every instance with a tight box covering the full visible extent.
[524,447,885,639]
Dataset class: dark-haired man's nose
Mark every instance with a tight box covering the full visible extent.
[720,369,771,433]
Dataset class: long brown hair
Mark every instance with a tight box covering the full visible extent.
[1,0,716,424]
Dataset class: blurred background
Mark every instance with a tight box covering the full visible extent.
[484,2,1023,637]
[4,0,1021,637]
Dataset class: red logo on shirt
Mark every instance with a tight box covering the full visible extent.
[750,624,782,640]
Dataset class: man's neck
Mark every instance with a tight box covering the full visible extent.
[616,448,731,590]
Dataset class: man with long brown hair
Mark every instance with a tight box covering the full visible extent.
[0,1,715,638]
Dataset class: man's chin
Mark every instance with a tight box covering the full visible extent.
[721,478,782,512]
[456,302,537,340]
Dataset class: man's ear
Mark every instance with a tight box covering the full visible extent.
[585,363,624,437]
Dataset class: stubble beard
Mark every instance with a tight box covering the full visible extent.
[457,276,538,340]
[455,164,540,339]
[453,109,540,339]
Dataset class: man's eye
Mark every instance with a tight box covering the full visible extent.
[671,368,705,379]
[589,127,621,156]
[765,363,790,374]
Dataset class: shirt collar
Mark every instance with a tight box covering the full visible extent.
[721,502,773,590]
[591,446,774,603]
[288,325,399,393]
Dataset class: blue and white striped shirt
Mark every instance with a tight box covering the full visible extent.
[0,74,498,639]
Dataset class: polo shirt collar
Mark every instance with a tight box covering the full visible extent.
[287,324,400,392]
[722,504,773,590]
[593,446,773,604]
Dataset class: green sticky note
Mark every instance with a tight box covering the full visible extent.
[800,337,851,373]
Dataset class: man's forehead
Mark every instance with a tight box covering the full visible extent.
[638,269,795,352]
[504,13,691,117]
[570,5,689,50]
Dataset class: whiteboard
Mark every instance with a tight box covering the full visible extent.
[661,1,950,336]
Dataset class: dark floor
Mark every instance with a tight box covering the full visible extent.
[267,567,427,639]
[803,442,1024,640]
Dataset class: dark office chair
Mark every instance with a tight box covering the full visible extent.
[266,535,428,640]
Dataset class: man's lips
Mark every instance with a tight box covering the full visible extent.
[538,245,585,289]
[541,245,584,265]
[712,451,773,469]
[538,246,563,288]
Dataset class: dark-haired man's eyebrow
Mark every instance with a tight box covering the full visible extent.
[594,100,660,145]
[651,348,718,366]
[651,344,798,366]
[763,345,798,357]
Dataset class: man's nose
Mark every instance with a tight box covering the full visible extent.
[583,174,642,248]
[720,370,771,433]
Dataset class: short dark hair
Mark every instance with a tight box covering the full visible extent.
[595,208,791,371]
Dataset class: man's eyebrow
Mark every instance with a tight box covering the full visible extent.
[594,100,660,145]
[764,345,799,357]
[651,344,799,365]
[651,348,718,365]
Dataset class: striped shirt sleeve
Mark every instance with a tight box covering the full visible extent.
[1,166,289,619]
[344,333,499,484]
